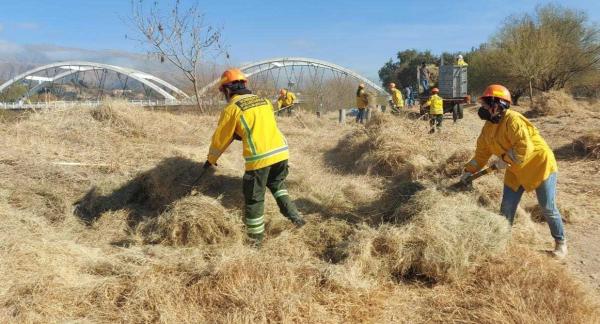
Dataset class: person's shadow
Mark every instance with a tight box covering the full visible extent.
[73,157,243,229]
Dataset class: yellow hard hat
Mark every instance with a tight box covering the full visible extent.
[479,84,512,104]
[219,68,247,91]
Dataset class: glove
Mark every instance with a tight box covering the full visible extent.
[460,172,473,184]
[493,159,508,169]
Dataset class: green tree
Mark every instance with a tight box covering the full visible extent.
[378,49,437,89]
[0,84,28,102]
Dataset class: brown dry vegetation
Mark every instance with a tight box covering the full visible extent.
[530,89,600,117]
[0,101,599,323]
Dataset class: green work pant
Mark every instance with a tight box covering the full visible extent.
[242,159,299,240]
[429,114,443,129]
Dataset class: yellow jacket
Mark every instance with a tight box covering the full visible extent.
[208,94,289,171]
[464,109,557,192]
[457,58,468,66]
[276,91,296,109]
[356,88,369,109]
[391,88,404,107]
[425,94,443,114]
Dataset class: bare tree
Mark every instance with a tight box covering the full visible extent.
[128,0,226,112]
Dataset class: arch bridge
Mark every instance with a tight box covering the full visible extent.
[199,57,385,96]
[0,61,189,102]
[0,58,385,108]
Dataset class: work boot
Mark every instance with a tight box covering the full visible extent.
[290,215,306,228]
[552,240,568,259]
[429,128,435,134]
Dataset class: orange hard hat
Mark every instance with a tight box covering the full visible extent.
[479,84,512,104]
[359,83,365,88]
[279,88,286,95]
[219,68,247,91]
[431,87,439,93]
[389,82,396,88]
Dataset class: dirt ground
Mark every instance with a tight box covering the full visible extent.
[517,105,600,296]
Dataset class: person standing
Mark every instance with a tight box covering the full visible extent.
[419,62,430,95]
[356,83,369,124]
[206,68,306,245]
[388,82,404,114]
[424,88,443,133]
[457,54,468,67]
[404,85,412,108]
[461,84,567,258]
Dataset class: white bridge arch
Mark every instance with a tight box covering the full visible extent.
[199,57,385,96]
[0,61,189,101]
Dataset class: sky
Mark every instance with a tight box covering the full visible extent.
[0,0,599,82]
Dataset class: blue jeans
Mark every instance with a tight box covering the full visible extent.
[420,79,429,93]
[500,173,565,242]
[356,109,365,123]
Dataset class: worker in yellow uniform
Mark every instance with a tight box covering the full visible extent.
[276,88,296,116]
[206,69,305,245]
[424,88,443,133]
[461,84,566,258]
[356,83,369,123]
[388,82,404,114]
[457,54,468,67]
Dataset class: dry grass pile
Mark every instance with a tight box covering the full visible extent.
[354,114,440,179]
[531,90,591,116]
[572,133,600,159]
[135,195,244,246]
[428,246,600,323]
[350,189,510,283]
[437,148,473,177]
[1,105,599,322]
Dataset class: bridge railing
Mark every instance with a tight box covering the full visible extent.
[0,99,194,110]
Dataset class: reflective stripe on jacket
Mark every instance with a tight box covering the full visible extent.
[391,88,404,107]
[277,91,296,109]
[464,109,557,191]
[208,94,289,171]
[425,94,443,115]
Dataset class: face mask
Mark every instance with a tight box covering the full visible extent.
[478,106,502,124]
[478,106,491,120]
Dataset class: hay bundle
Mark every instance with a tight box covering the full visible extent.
[400,189,510,282]
[90,100,147,137]
[573,133,600,159]
[358,114,436,179]
[347,189,510,283]
[135,195,243,246]
[438,148,472,177]
[531,90,579,116]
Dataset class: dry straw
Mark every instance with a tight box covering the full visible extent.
[0,103,598,322]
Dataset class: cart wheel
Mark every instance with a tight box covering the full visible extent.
[458,104,464,119]
[452,104,459,122]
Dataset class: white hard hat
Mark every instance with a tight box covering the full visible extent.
[457,54,463,59]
